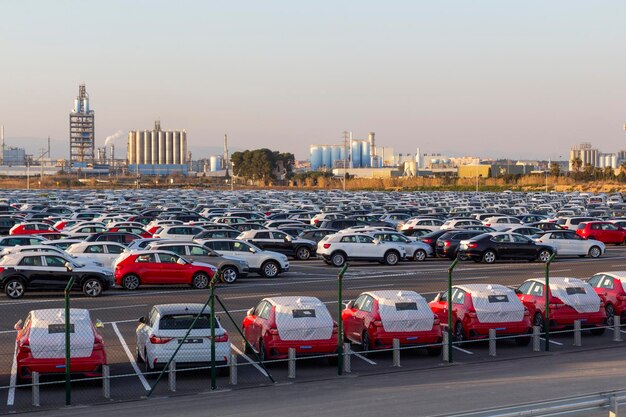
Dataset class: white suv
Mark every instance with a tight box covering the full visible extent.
[201,239,289,278]
[316,233,406,267]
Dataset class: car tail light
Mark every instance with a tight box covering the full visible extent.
[213,333,229,342]
[323,243,331,249]
[422,238,432,244]
[467,311,477,318]
[18,337,30,353]
[443,241,451,247]
[268,328,279,335]
[313,219,319,224]
[618,295,626,301]
[372,320,383,327]
[93,334,104,350]
[468,243,478,249]
[485,224,491,227]
[149,335,174,344]
[562,226,568,229]
[549,303,564,309]
[0,267,4,274]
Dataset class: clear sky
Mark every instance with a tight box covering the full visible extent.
[2,1,626,161]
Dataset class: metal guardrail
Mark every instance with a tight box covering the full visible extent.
[430,390,626,417]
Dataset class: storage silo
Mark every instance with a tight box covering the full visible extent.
[361,140,371,168]
[165,131,173,164]
[319,146,329,168]
[611,154,617,169]
[331,145,341,168]
[351,140,362,168]
[180,131,187,164]
[158,130,165,164]
[136,131,145,164]
[310,146,323,170]
[128,131,136,164]
[173,131,180,164]
[144,130,151,165]
[151,130,158,164]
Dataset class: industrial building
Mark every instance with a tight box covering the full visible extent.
[568,143,618,170]
[127,121,188,175]
[310,132,380,170]
[69,84,95,166]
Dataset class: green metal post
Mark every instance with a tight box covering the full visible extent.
[544,253,556,351]
[337,263,349,375]
[64,276,75,406]
[447,258,459,363]
[210,271,219,390]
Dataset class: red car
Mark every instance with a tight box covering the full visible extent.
[242,296,338,363]
[429,284,532,345]
[576,221,626,244]
[14,308,107,383]
[108,226,152,238]
[343,290,442,355]
[114,250,216,290]
[9,222,59,235]
[516,277,606,334]
[587,272,626,326]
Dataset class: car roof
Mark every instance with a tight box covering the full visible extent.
[265,296,324,307]
[30,308,91,324]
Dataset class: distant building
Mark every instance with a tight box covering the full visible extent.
[569,143,599,170]
[127,121,188,175]
[69,84,95,165]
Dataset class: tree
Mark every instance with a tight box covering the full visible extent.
[549,162,561,177]
[620,160,626,175]
[603,166,615,179]
[571,156,583,173]
[231,148,295,184]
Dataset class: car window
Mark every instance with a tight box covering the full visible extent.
[360,296,374,312]
[45,256,67,267]
[164,245,186,255]
[602,223,618,231]
[358,235,375,244]
[255,232,271,239]
[257,302,271,319]
[530,282,544,296]
[271,231,288,240]
[106,244,124,254]
[512,234,531,244]
[159,314,216,330]
[600,277,615,289]
[340,235,358,243]
[136,253,157,263]
[452,289,465,304]
[518,281,533,294]
[549,233,562,240]
[587,274,604,287]
[491,234,511,243]
[85,245,104,254]
[189,246,209,256]
[353,294,366,309]
[19,256,43,266]
[232,241,253,252]
[158,253,180,263]
[149,308,159,327]
[390,234,406,243]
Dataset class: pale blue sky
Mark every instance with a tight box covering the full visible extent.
[2,1,626,160]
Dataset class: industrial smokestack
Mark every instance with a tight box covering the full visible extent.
[368,132,375,156]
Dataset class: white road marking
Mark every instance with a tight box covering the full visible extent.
[104,319,139,325]
[89,304,147,311]
[230,344,269,376]
[352,351,377,365]
[7,340,17,406]
[540,338,564,346]
[223,293,281,300]
[0,330,16,334]
[349,283,395,290]
[111,322,151,391]
[453,346,473,354]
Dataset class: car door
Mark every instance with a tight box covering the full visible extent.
[352,295,374,343]
[545,232,566,255]
[519,281,544,316]
[137,308,157,355]
[104,244,125,267]
[249,301,271,349]
[43,255,74,289]
[83,244,109,264]
[602,223,622,244]
[269,231,291,255]
[357,235,380,257]
[343,294,365,342]
[16,255,47,289]
[511,234,536,259]
[156,252,188,284]
[429,291,449,324]
[249,231,273,251]
[133,253,159,284]
[491,234,512,258]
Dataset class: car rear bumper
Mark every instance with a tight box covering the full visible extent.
[464,321,531,339]
[370,328,442,349]
[17,352,106,379]
[265,338,338,359]
[549,310,606,329]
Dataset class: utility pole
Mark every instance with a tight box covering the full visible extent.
[342,131,349,192]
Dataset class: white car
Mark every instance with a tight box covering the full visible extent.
[136,304,230,375]
[310,212,345,227]
[369,231,432,261]
[481,216,523,231]
[533,230,605,258]
[66,242,127,268]
[152,225,206,241]
[201,239,289,278]
[316,233,406,267]
[0,244,104,267]
[400,218,444,233]
[64,224,107,238]
[440,218,484,230]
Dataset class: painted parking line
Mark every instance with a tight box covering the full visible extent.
[230,344,269,377]
[89,304,147,311]
[222,293,281,300]
[349,283,395,290]
[540,338,564,346]
[111,322,151,391]
[352,351,377,365]
[453,346,473,355]
[6,340,17,406]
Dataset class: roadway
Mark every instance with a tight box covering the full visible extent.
[2,247,626,414]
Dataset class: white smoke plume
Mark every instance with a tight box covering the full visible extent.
[104,130,123,147]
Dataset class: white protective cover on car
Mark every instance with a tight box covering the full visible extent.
[458,284,524,323]
[273,296,333,341]
[370,290,434,332]
[28,309,94,359]
[544,277,601,313]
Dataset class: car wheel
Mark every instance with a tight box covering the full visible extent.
[258,339,266,362]
[588,246,601,258]
[4,278,25,299]
[605,304,615,327]
[261,261,280,278]
[361,331,370,354]
[533,312,545,333]
[331,252,346,267]
[192,272,210,289]
[454,322,465,345]
[384,250,400,266]
[295,246,311,261]
[122,274,140,290]
[482,250,496,264]
[82,278,103,297]
[221,266,239,284]
[413,249,427,262]
[537,249,551,263]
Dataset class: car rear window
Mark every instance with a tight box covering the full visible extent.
[395,302,418,311]
[292,309,316,318]
[488,295,509,303]
[159,314,216,329]
[48,324,75,334]
[565,287,586,295]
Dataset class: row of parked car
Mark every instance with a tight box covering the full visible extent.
[15,270,625,382]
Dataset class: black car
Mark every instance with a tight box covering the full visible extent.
[435,230,485,259]
[84,232,142,246]
[401,227,433,238]
[458,232,555,264]
[418,229,458,253]
[239,229,317,260]
[233,222,268,232]
[318,219,368,230]
[299,228,338,243]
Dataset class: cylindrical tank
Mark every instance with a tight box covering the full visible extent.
[165,131,173,164]
[371,155,382,168]
[74,99,80,113]
[173,131,180,164]
[351,140,362,168]
[310,146,323,170]
[611,154,617,169]
[128,131,136,164]
[151,130,158,164]
[83,98,89,113]
[180,131,187,164]
[144,130,151,165]
[339,145,346,163]
[210,155,222,172]
[361,140,371,168]
[320,146,330,168]
[158,130,165,164]
[136,131,145,165]
[331,146,341,168]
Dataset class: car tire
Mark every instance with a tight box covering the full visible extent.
[361,331,370,354]
[330,252,346,267]
[482,250,496,264]
[295,246,311,261]
[122,274,140,290]
[192,272,210,289]
[605,304,615,327]
[220,266,239,284]
[454,322,465,345]
[82,278,103,297]
[261,261,280,278]
[413,249,427,262]
[533,312,545,333]
[384,250,400,266]
[4,278,26,299]
[537,249,551,263]
[588,246,601,258]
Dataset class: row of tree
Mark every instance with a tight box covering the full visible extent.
[231,149,295,184]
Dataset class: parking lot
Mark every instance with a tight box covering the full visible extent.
[3,246,626,413]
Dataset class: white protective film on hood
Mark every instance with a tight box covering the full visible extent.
[459,284,525,323]
[547,277,601,313]
[273,296,333,341]
[372,290,434,332]
[28,309,94,359]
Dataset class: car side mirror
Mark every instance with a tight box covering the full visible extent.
[95,319,104,329]
[14,319,23,331]
[138,316,146,324]
[247,307,255,316]
[64,262,73,272]
[284,235,292,242]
